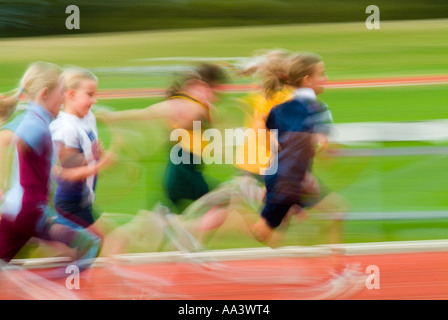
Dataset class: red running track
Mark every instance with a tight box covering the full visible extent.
[1,251,447,300]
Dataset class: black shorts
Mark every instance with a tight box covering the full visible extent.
[55,198,101,228]
[261,176,331,228]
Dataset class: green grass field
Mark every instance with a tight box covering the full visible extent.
[1,19,447,90]
[1,19,447,252]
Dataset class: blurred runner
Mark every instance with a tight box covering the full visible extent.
[50,67,114,241]
[0,62,101,275]
[96,63,228,253]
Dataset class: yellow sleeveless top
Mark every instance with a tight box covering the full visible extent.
[169,92,211,156]
[235,87,293,174]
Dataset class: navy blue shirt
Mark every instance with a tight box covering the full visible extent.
[264,88,332,204]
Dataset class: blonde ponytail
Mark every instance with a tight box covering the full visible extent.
[0,88,21,125]
[253,51,322,98]
[20,61,63,100]
[242,49,292,99]
[0,61,62,126]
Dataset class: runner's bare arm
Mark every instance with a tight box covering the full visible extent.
[95,101,173,123]
[54,143,114,182]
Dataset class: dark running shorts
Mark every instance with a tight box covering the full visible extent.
[163,152,209,210]
[261,176,332,228]
[54,198,102,228]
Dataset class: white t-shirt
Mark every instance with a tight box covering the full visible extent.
[50,110,100,205]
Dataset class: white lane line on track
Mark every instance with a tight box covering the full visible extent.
[9,239,448,268]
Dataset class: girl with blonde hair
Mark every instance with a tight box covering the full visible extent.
[251,52,349,271]
[0,62,101,274]
[50,66,114,240]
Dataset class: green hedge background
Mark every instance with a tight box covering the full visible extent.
[0,0,447,37]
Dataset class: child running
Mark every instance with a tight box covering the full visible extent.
[193,49,296,244]
[96,63,227,210]
[250,52,349,268]
[50,67,113,240]
[95,63,227,252]
[0,61,101,274]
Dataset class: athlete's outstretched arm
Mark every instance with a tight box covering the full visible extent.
[95,101,172,123]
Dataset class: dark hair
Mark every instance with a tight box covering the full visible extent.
[166,63,227,98]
